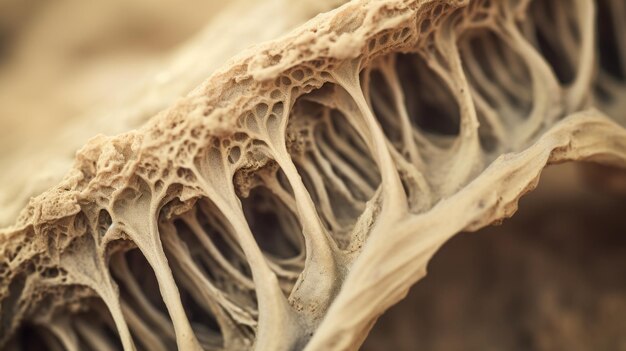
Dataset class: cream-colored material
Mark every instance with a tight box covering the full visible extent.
[0,0,343,228]
[1,0,625,350]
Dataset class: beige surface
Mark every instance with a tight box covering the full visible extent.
[0,0,344,227]
[0,0,625,350]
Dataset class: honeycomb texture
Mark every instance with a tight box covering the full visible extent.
[1,0,625,350]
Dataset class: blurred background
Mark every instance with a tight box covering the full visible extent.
[0,0,225,151]
[364,163,626,350]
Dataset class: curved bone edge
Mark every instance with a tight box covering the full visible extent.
[305,110,626,350]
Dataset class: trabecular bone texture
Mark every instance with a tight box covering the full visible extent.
[1,0,625,350]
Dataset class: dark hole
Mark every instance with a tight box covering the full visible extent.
[8,324,54,351]
[165,219,226,346]
[460,29,533,119]
[97,209,113,237]
[241,187,302,260]
[124,249,168,311]
[195,201,254,281]
[0,273,26,338]
[530,0,577,84]
[596,0,625,80]
[369,69,403,144]
[75,302,125,351]
[395,53,461,136]
[110,248,176,347]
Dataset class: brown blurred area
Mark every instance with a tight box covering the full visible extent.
[364,163,626,351]
[0,0,223,153]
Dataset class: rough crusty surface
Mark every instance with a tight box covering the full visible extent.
[1,0,625,350]
[0,0,345,228]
